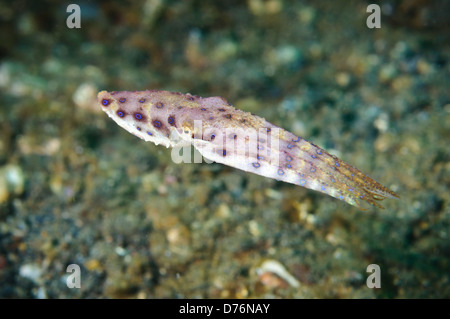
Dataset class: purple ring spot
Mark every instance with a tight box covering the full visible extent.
[117,111,124,117]
[286,156,292,162]
[286,164,292,168]
[252,162,260,168]
[300,179,307,186]
[292,136,301,142]
[287,144,293,149]
[102,99,110,106]
[119,98,126,103]
[135,113,143,120]
[316,149,322,155]
[139,98,146,103]
[278,169,284,176]
[310,167,316,172]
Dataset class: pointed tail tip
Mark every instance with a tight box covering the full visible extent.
[363,182,399,199]
[357,185,399,210]
[390,190,400,199]
[378,187,400,200]
[353,185,400,211]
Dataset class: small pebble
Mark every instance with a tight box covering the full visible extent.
[73,83,100,113]
[256,259,300,288]
[19,264,42,283]
[0,164,25,204]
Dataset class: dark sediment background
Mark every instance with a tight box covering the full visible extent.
[0,0,448,298]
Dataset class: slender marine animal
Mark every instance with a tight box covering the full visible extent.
[98,90,399,209]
